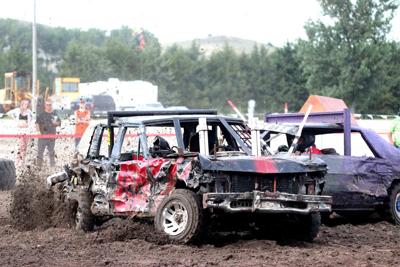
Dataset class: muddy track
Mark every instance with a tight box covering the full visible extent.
[1,187,399,267]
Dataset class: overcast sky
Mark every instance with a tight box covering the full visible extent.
[1,0,399,46]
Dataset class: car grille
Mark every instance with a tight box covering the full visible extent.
[230,175,300,194]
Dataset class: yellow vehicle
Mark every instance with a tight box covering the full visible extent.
[51,77,80,112]
[0,71,37,113]
[0,73,80,115]
[53,77,80,99]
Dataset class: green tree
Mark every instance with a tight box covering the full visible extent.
[301,0,399,113]
[271,43,308,112]
[158,43,207,108]
[60,41,111,82]
[243,45,275,113]
[104,39,138,80]
[5,44,31,72]
[205,44,243,112]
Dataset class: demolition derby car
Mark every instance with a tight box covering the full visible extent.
[265,110,400,224]
[47,110,332,243]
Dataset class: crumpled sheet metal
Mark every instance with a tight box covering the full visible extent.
[110,157,194,214]
[321,155,396,208]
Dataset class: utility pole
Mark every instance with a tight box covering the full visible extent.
[32,0,37,117]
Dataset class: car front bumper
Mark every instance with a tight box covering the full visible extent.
[203,190,332,214]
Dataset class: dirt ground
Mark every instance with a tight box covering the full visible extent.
[0,137,400,267]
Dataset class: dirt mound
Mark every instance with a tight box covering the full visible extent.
[9,183,75,231]
[92,218,170,245]
[7,137,77,231]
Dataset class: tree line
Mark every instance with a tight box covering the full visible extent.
[0,0,399,114]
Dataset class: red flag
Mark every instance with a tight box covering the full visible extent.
[132,28,145,50]
[138,32,145,49]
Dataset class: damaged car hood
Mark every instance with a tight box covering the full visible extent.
[197,154,327,175]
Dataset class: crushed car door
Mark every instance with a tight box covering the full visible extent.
[317,132,393,210]
[110,123,184,216]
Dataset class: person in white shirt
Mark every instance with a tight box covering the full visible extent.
[7,99,33,167]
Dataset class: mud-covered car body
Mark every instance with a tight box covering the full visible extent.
[48,110,331,242]
[265,110,400,223]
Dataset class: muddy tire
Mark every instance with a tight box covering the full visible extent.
[293,212,321,242]
[0,159,16,190]
[155,189,203,244]
[388,183,400,225]
[75,190,94,231]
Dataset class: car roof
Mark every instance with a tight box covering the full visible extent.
[115,114,244,126]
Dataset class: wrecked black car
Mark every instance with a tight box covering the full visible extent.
[265,110,400,224]
[47,110,332,243]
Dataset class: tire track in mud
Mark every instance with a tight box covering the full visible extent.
[91,218,170,245]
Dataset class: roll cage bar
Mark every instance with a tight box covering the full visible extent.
[265,109,353,156]
[106,109,218,156]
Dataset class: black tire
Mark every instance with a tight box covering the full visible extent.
[75,190,94,231]
[155,189,203,244]
[0,159,16,190]
[388,183,400,225]
[292,212,321,242]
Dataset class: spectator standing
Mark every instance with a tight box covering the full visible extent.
[74,99,91,148]
[390,111,400,148]
[36,100,61,167]
[7,99,33,166]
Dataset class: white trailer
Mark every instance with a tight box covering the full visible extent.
[79,78,159,111]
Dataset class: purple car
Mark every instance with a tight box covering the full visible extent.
[265,110,400,224]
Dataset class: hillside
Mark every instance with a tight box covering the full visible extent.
[168,35,275,56]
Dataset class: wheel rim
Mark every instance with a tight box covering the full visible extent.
[395,193,400,217]
[161,200,188,236]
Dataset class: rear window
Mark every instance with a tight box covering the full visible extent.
[266,131,375,157]
[315,132,375,157]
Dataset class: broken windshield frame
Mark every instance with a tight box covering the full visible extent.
[110,123,150,161]
[87,125,106,159]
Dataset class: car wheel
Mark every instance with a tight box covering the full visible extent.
[75,190,94,231]
[389,183,400,225]
[155,189,203,244]
[0,159,16,190]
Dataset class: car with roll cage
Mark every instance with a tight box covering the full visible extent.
[264,109,400,224]
[47,109,332,243]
